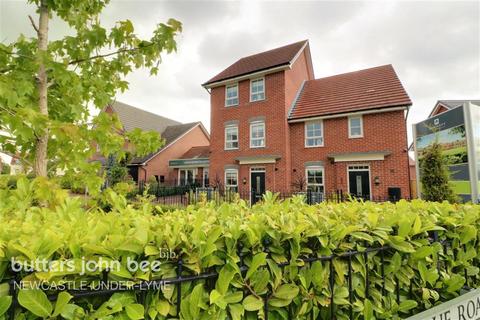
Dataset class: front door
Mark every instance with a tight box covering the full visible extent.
[251,170,266,204]
[349,169,370,200]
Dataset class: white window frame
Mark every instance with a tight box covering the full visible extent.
[225,169,238,192]
[305,166,325,193]
[348,116,363,138]
[250,78,265,102]
[304,120,324,147]
[250,121,265,148]
[225,125,239,150]
[225,83,239,107]
[178,168,196,186]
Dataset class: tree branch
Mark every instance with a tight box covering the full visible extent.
[28,15,39,34]
[68,43,154,65]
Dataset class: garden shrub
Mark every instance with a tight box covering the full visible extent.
[0,178,478,319]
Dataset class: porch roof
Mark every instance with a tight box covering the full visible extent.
[327,151,391,162]
[235,155,281,165]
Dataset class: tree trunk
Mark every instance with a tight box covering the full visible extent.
[33,0,49,177]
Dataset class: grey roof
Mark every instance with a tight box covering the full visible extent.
[130,122,201,165]
[437,100,480,109]
[110,101,180,134]
[108,101,204,165]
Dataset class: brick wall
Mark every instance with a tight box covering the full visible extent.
[289,110,411,198]
[142,125,209,182]
[209,51,313,192]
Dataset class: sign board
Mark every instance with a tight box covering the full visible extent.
[405,289,480,320]
[414,106,472,202]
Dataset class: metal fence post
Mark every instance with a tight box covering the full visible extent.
[176,259,183,317]
[329,257,335,319]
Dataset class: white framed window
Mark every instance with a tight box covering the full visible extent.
[250,121,265,148]
[305,121,324,147]
[348,116,363,138]
[225,125,239,150]
[178,168,196,186]
[305,166,324,193]
[225,84,239,107]
[250,78,265,102]
[225,169,238,192]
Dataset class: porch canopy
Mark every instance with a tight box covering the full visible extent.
[169,146,210,168]
[327,150,391,163]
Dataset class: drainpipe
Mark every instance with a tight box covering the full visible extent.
[405,106,412,199]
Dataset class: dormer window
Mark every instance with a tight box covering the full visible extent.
[225,84,239,107]
[250,78,265,102]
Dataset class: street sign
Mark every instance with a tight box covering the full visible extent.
[405,289,480,320]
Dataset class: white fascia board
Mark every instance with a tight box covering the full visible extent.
[332,153,388,162]
[288,106,408,123]
[203,65,290,89]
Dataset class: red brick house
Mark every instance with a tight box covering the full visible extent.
[101,102,210,184]
[203,40,412,201]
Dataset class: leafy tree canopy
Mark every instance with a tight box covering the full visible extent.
[419,141,457,203]
[0,0,182,193]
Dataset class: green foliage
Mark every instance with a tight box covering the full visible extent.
[0,162,10,175]
[0,181,479,319]
[0,0,181,188]
[420,142,458,202]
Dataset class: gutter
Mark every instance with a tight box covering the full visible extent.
[288,106,409,123]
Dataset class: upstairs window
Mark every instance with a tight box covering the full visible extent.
[305,121,323,147]
[349,116,363,138]
[306,166,324,193]
[225,169,238,192]
[225,84,239,107]
[250,78,265,102]
[225,125,239,150]
[250,121,265,148]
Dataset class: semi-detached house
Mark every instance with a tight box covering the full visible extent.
[202,40,412,202]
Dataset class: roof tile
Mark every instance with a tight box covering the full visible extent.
[289,64,412,119]
[204,40,308,86]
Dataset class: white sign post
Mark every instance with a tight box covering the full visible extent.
[405,289,480,320]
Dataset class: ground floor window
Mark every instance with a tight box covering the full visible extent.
[225,169,238,192]
[306,166,324,193]
[179,169,195,185]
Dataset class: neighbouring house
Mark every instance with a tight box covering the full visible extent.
[428,100,480,117]
[203,40,412,202]
[99,102,210,184]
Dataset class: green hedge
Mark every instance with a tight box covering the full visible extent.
[0,178,479,319]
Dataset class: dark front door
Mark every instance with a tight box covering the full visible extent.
[251,171,266,204]
[349,170,370,200]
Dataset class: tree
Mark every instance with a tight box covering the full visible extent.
[419,141,457,202]
[0,0,181,192]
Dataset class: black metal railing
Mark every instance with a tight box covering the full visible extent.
[4,233,474,319]
[149,188,410,207]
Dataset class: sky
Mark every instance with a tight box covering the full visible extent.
[0,0,479,150]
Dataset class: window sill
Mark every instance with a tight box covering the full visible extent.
[250,146,266,149]
[305,145,324,148]
[348,135,364,139]
[224,148,239,151]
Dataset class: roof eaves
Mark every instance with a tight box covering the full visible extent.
[142,122,201,165]
[202,63,291,88]
[288,104,409,123]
